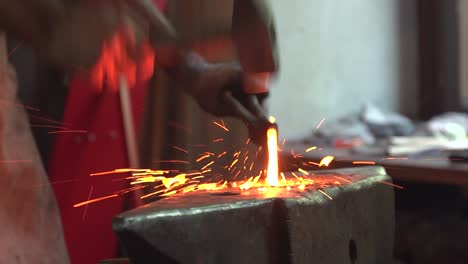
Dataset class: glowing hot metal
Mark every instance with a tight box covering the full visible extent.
[266,117,279,186]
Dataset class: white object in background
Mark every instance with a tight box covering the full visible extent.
[388,136,468,156]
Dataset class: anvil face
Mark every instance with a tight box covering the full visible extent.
[113,166,395,264]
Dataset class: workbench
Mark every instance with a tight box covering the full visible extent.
[283,143,468,186]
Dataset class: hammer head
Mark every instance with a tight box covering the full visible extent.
[232,0,279,75]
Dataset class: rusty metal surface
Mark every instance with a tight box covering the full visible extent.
[114,166,395,264]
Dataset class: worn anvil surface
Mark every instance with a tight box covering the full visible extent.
[113,166,395,264]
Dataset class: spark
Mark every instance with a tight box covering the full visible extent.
[334,176,352,183]
[196,154,211,162]
[201,161,215,171]
[170,145,188,154]
[319,189,333,200]
[153,160,190,164]
[319,156,334,167]
[306,146,317,152]
[308,161,320,166]
[73,194,118,208]
[90,168,158,176]
[352,161,376,165]
[316,118,326,129]
[233,170,241,179]
[161,190,178,196]
[298,184,306,190]
[229,159,239,170]
[213,121,229,132]
[30,124,69,130]
[48,130,88,134]
[266,126,279,186]
[213,138,224,143]
[383,157,408,160]
[140,189,167,199]
[378,181,404,189]
[298,168,309,175]
[182,184,198,193]
[281,172,287,183]
[282,139,286,145]
[82,186,94,221]
[245,138,251,145]
[249,162,255,171]
[29,114,69,126]
[217,151,227,158]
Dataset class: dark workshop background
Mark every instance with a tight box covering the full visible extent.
[9,0,468,162]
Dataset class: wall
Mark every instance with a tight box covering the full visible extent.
[268,0,419,140]
[461,0,468,104]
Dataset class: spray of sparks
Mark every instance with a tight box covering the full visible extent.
[73,117,403,208]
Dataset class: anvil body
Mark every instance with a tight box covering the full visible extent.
[113,166,395,264]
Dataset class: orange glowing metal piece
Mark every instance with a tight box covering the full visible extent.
[266,126,279,186]
[73,194,118,208]
[319,156,334,167]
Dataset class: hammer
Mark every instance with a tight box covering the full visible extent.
[225,0,279,145]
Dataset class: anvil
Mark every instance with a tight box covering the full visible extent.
[112,166,395,264]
